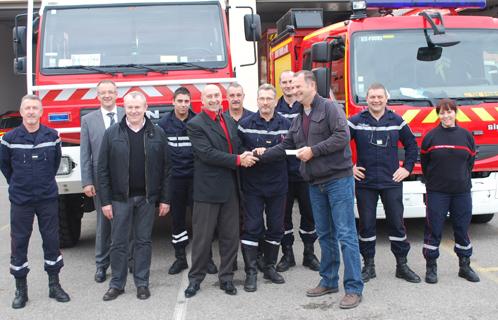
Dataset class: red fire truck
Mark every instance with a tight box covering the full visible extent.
[12,0,261,247]
[263,0,498,222]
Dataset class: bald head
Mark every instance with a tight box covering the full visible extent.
[202,84,222,112]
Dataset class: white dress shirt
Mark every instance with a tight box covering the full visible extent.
[100,106,118,129]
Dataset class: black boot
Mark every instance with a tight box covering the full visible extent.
[458,256,480,282]
[48,274,70,302]
[395,256,421,283]
[263,242,285,284]
[276,245,296,272]
[12,277,28,309]
[169,247,188,275]
[242,244,258,292]
[425,259,438,284]
[361,257,376,282]
[302,243,320,271]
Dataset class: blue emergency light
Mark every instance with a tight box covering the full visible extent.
[48,112,70,122]
[365,0,486,8]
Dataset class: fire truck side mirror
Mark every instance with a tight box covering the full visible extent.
[417,46,442,62]
[244,14,262,41]
[311,42,332,63]
[12,26,27,57]
[313,67,331,98]
[13,57,27,75]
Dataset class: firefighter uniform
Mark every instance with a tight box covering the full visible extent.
[238,111,290,286]
[0,124,64,279]
[348,108,419,282]
[275,96,319,272]
[158,110,195,274]
[420,122,479,283]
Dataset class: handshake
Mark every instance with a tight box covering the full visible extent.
[239,148,267,168]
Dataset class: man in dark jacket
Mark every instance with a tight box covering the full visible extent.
[98,91,171,301]
[275,70,320,272]
[257,71,363,309]
[158,87,217,275]
[183,84,258,298]
[0,94,70,309]
[348,83,420,284]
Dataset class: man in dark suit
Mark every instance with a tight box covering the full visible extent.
[184,84,258,298]
[80,80,124,283]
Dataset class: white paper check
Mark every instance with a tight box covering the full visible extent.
[285,150,298,155]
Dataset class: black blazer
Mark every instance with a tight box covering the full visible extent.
[187,111,243,203]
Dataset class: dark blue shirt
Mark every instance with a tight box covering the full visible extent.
[158,110,195,178]
[348,109,418,189]
[0,124,61,205]
[238,112,290,196]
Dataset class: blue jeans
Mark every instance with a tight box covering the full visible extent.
[309,176,363,295]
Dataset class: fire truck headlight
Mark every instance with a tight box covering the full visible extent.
[352,0,367,10]
[57,156,74,176]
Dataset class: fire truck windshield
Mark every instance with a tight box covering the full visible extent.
[351,29,498,105]
[40,3,227,74]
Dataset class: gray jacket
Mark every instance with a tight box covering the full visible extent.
[261,94,352,185]
[80,107,125,188]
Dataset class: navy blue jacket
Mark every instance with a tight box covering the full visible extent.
[0,124,61,205]
[158,110,195,178]
[276,96,303,181]
[238,111,290,196]
[348,109,417,189]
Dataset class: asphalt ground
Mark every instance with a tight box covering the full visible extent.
[1,175,498,320]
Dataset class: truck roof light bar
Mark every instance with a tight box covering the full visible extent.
[365,0,486,9]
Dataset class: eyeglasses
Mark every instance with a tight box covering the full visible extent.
[368,129,390,148]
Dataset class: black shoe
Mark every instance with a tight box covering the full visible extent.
[169,258,188,275]
[303,243,320,271]
[425,259,438,284]
[395,257,421,283]
[94,267,107,283]
[206,258,218,274]
[361,257,376,282]
[458,256,480,282]
[137,286,151,300]
[103,288,124,301]
[220,281,237,295]
[184,282,200,298]
[48,274,70,302]
[276,245,296,272]
[12,278,28,309]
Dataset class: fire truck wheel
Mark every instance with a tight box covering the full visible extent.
[59,194,84,248]
[471,214,494,224]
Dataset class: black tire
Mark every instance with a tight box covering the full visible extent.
[59,194,84,248]
[471,214,494,224]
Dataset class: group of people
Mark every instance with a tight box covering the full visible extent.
[0,70,481,310]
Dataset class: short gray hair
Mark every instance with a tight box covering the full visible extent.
[20,94,42,109]
[258,83,277,98]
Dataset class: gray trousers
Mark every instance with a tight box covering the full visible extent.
[109,196,155,289]
[94,194,111,269]
[188,192,239,284]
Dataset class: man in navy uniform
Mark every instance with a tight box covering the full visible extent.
[238,83,290,292]
[1,94,70,309]
[224,82,254,123]
[158,87,217,275]
[348,83,420,283]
